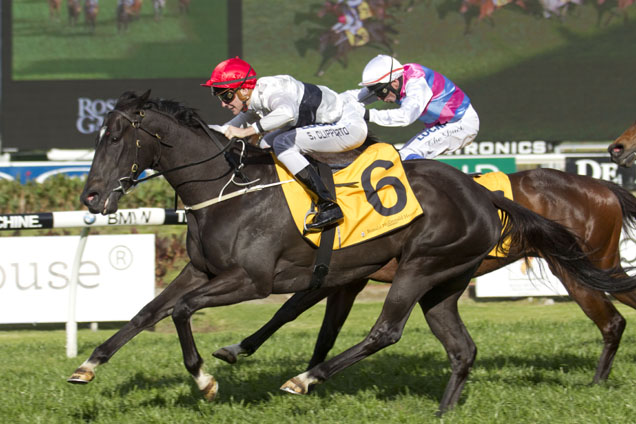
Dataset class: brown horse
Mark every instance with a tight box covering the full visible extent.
[313,0,397,76]
[117,0,143,33]
[68,0,82,26]
[315,20,397,76]
[49,0,62,21]
[84,0,99,34]
[179,0,191,14]
[608,120,636,167]
[212,167,636,386]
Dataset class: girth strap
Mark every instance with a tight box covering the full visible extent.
[308,162,337,290]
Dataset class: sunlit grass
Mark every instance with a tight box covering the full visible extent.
[1,299,636,423]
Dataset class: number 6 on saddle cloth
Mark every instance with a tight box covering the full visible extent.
[276,143,424,250]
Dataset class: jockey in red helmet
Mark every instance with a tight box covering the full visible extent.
[202,57,368,232]
[201,57,257,113]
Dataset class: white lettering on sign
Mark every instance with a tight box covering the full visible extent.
[458,141,549,156]
[573,159,621,183]
[0,215,42,229]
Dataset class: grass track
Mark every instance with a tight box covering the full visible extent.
[2,299,636,422]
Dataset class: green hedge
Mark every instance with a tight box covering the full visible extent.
[1,176,187,287]
[0,175,177,213]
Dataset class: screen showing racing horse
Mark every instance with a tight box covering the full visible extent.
[241,0,636,143]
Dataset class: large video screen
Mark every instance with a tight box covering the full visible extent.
[241,0,636,144]
[2,0,635,151]
[2,0,240,151]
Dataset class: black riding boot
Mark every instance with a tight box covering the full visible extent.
[295,165,344,231]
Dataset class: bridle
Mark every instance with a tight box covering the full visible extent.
[108,108,242,195]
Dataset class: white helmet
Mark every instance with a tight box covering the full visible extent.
[359,55,404,87]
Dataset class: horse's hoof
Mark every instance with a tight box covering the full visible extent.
[212,347,237,364]
[280,377,308,395]
[202,378,219,402]
[67,367,95,384]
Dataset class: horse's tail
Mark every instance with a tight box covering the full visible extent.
[598,179,636,235]
[486,190,636,293]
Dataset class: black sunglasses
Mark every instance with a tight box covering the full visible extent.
[212,87,237,104]
[211,65,255,104]
[369,83,391,99]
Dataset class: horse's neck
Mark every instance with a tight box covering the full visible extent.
[158,130,277,207]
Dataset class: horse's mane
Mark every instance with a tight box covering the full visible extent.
[115,91,204,128]
[114,90,386,168]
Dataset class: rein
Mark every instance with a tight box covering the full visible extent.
[110,109,239,194]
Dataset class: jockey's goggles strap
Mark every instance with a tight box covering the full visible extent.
[210,66,256,88]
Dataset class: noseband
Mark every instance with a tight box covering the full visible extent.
[109,108,237,194]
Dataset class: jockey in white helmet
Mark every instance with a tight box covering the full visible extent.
[341,54,480,161]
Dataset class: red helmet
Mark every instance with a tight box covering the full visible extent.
[201,57,257,90]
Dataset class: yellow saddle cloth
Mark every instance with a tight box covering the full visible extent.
[473,171,514,257]
[275,143,423,249]
[345,27,370,46]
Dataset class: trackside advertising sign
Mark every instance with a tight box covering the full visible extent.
[0,234,155,323]
[565,154,636,190]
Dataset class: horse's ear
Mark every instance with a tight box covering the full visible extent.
[115,90,138,109]
[139,89,151,104]
[115,89,151,110]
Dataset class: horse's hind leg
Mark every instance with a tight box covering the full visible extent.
[213,285,341,363]
[307,279,368,369]
[419,287,475,414]
[557,269,626,383]
[67,262,210,384]
[212,280,368,367]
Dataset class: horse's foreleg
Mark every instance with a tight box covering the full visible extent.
[213,285,339,364]
[67,262,210,385]
[315,55,333,77]
[307,279,368,369]
[171,268,269,401]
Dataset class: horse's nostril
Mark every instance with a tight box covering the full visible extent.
[84,192,99,205]
[608,144,623,155]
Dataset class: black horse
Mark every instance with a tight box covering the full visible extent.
[70,90,636,414]
[212,168,636,385]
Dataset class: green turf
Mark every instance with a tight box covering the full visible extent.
[1,299,636,422]
[12,0,228,80]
